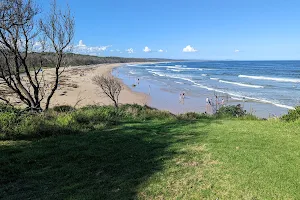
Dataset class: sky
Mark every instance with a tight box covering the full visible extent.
[40,0,300,60]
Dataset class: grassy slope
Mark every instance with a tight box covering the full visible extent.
[1,107,300,199]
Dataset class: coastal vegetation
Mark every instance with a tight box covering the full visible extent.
[1,103,300,199]
[1,1,299,200]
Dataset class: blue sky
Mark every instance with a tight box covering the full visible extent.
[41,0,300,60]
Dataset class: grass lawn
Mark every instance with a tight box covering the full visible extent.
[1,107,300,199]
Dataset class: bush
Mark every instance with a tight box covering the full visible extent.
[281,106,300,122]
[53,105,74,113]
[73,106,121,126]
[0,112,18,137]
[216,104,246,118]
[177,112,211,120]
[119,104,175,120]
[0,103,20,113]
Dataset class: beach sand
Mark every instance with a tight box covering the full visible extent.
[48,63,149,108]
[1,63,150,108]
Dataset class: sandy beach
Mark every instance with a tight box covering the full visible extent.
[1,63,150,109]
[48,63,150,108]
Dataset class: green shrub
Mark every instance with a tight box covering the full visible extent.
[0,103,19,113]
[118,104,175,121]
[53,105,74,113]
[73,106,121,125]
[216,104,246,118]
[177,112,211,120]
[0,112,18,137]
[281,106,300,122]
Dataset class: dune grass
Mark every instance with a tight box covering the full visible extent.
[1,104,300,199]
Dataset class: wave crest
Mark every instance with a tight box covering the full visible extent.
[239,75,300,83]
[219,80,264,88]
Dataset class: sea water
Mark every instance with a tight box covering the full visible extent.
[115,61,300,116]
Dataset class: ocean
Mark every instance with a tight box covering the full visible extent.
[114,61,300,117]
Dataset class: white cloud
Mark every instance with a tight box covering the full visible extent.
[110,50,114,52]
[234,49,240,53]
[183,45,197,53]
[143,46,151,53]
[73,40,111,55]
[116,49,120,52]
[158,49,164,53]
[32,41,43,51]
[126,48,134,54]
[78,40,86,47]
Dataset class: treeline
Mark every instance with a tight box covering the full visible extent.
[27,52,170,68]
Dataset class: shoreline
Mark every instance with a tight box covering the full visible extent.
[112,63,292,118]
[1,61,293,118]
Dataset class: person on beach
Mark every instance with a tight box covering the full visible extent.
[179,93,185,104]
[179,93,182,102]
[210,98,215,114]
[148,85,151,95]
[206,97,209,113]
[221,98,225,106]
[215,95,218,110]
[137,78,140,85]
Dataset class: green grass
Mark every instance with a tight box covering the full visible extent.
[1,105,300,199]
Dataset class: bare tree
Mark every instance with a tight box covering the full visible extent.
[92,75,122,108]
[40,0,74,110]
[0,0,74,111]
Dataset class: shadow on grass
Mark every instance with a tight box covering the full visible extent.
[0,118,216,199]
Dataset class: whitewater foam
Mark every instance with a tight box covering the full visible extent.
[170,69,182,72]
[192,82,294,110]
[239,75,300,83]
[129,70,137,75]
[175,81,184,84]
[130,64,296,110]
[219,80,264,88]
